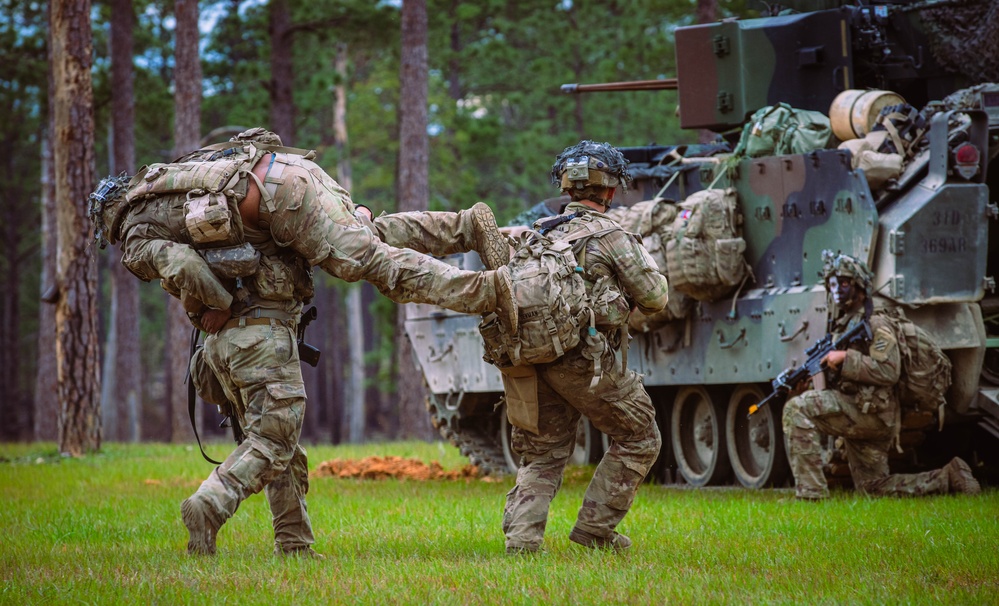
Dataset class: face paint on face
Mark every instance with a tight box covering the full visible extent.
[828,275,858,308]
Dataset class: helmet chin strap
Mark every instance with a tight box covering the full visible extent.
[596,187,615,210]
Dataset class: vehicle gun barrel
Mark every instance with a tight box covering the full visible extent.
[560,78,678,94]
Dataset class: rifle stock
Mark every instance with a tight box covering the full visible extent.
[748,319,872,416]
[297,306,321,367]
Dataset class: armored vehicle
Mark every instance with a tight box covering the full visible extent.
[405,0,999,487]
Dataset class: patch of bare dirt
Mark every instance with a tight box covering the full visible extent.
[312,455,492,481]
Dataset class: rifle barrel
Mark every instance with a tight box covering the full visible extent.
[560,78,678,94]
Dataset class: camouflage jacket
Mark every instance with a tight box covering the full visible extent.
[830,308,901,416]
[543,202,669,331]
[119,175,311,322]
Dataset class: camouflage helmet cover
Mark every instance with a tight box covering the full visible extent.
[230,127,283,146]
[88,173,133,248]
[821,249,874,295]
[551,140,631,192]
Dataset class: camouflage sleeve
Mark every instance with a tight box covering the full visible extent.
[840,314,901,386]
[597,230,669,314]
[121,229,234,310]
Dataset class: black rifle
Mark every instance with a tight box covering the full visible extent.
[748,319,872,416]
[298,306,321,367]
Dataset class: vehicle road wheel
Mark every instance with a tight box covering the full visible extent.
[671,386,731,486]
[499,403,598,472]
[725,384,789,489]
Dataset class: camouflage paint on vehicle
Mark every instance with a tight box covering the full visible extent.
[405,0,999,486]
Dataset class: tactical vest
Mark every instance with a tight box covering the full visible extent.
[119,139,318,306]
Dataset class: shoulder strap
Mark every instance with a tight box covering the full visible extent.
[187,328,223,466]
[187,328,245,465]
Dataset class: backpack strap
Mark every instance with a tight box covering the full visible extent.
[556,219,628,390]
[536,212,581,235]
[199,140,318,159]
[187,328,224,465]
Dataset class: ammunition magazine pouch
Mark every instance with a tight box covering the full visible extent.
[200,242,262,280]
[185,191,235,244]
[501,365,540,434]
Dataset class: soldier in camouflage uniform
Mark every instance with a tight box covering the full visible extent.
[782,251,981,500]
[499,141,669,554]
[90,128,514,557]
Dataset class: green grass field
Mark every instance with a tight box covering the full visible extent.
[1,441,997,605]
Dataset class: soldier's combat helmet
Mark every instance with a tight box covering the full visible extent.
[821,249,874,296]
[230,127,283,146]
[550,140,631,193]
[88,172,133,249]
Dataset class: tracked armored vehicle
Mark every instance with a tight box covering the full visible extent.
[405,0,999,487]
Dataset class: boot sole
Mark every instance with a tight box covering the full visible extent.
[472,203,510,271]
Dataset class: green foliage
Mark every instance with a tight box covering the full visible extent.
[422,0,702,223]
[4,0,765,438]
[1,442,998,604]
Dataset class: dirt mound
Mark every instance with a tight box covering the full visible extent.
[312,455,486,481]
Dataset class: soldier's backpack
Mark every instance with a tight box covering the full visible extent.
[888,309,952,416]
[665,188,750,302]
[479,214,618,368]
[733,103,832,158]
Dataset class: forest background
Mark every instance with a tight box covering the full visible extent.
[2,0,756,453]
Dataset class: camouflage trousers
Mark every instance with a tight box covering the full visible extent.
[372,207,491,267]
[783,389,949,499]
[192,320,314,551]
[503,347,661,551]
[261,155,498,315]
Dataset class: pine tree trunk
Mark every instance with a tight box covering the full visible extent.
[396,0,433,440]
[51,0,101,456]
[34,121,59,442]
[104,0,142,442]
[333,43,367,444]
[269,0,295,145]
[1,133,25,438]
[168,0,201,443]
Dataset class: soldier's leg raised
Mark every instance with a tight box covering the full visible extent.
[372,202,510,270]
[260,164,517,331]
[502,381,579,553]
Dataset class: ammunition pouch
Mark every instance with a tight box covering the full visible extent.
[185,191,235,245]
[501,365,540,434]
[200,242,261,280]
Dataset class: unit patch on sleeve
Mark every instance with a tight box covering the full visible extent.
[869,326,897,362]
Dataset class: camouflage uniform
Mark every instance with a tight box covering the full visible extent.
[114,135,514,555]
[503,202,668,552]
[782,253,979,500]
[370,202,510,270]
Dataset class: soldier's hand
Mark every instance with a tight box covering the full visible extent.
[823,350,847,370]
[355,204,374,221]
[201,307,232,334]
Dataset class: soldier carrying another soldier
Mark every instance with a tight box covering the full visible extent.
[782,250,980,500]
[89,128,515,557]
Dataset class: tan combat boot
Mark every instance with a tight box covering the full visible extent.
[181,495,222,555]
[569,527,632,552]
[945,457,981,495]
[276,545,326,560]
[493,265,519,334]
[469,202,511,270]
